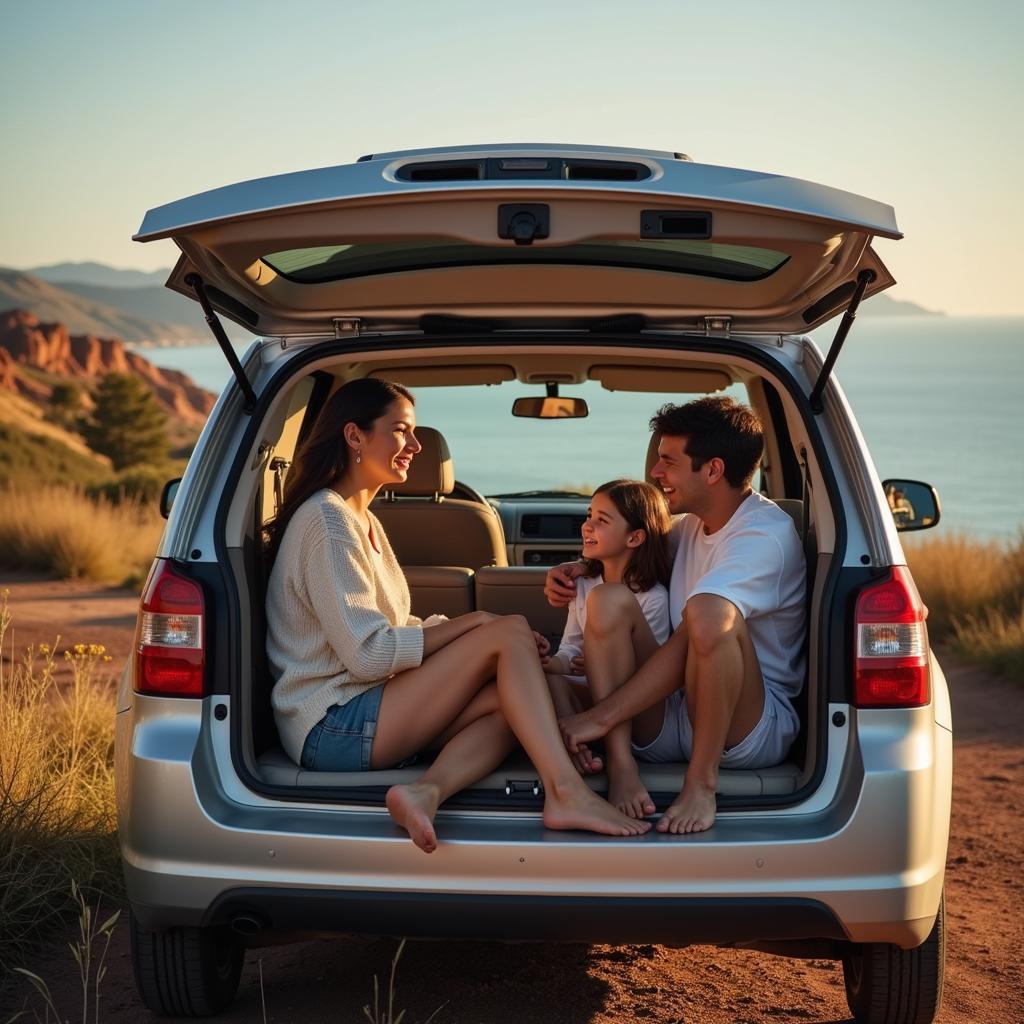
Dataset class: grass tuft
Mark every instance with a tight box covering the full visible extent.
[905,530,1024,680]
[0,591,120,985]
[0,485,162,586]
[10,880,120,1024]
[951,605,1024,680]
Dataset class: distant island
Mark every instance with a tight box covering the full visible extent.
[862,293,943,317]
[1,261,943,347]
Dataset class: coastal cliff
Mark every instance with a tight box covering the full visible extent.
[0,309,215,426]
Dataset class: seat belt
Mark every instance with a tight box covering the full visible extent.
[270,457,291,515]
[798,447,811,544]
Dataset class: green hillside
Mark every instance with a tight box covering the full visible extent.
[0,419,110,489]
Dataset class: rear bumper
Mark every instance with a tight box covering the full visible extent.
[190,890,845,946]
[117,696,952,950]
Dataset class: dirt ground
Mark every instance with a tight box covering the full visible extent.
[1,575,1021,1024]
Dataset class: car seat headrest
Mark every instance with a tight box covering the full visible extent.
[386,426,454,499]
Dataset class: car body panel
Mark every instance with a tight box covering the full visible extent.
[134,146,898,336]
[117,692,948,948]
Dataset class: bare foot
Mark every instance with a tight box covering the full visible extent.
[656,781,717,834]
[543,783,652,837]
[607,762,655,819]
[571,744,603,776]
[386,783,440,853]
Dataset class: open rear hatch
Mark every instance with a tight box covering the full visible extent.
[135,144,900,339]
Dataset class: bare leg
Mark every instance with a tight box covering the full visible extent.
[546,672,599,775]
[386,709,515,852]
[657,595,765,835]
[376,616,651,850]
[584,584,661,817]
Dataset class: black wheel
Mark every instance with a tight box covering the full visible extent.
[130,910,244,1017]
[842,893,945,1024]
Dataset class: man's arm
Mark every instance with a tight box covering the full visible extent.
[543,560,586,608]
[559,627,688,750]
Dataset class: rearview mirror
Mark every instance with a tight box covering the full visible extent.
[512,396,588,419]
[882,479,941,532]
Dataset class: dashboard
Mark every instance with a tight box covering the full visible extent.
[488,495,588,568]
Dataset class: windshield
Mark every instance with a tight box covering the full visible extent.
[409,380,751,495]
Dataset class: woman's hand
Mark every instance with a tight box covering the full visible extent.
[543,561,586,608]
[532,631,551,666]
[420,609,497,657]
[568,653,585,676]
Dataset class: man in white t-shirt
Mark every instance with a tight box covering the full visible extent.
[546,397,806,834]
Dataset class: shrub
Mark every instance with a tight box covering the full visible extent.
[86,464,171,506]
[0,485,163,586]
[80,373,168,470]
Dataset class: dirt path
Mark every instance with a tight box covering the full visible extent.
[1,578,1021,1023]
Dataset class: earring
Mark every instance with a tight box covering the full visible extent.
[355,451,362,464]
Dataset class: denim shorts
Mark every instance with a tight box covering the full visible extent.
[299,684,385,772]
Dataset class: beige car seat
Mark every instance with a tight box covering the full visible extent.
[372,426,508,571]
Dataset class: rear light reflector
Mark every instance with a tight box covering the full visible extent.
[135,560,205,697]
[854,566,929,708]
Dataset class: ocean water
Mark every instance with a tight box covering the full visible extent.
[138,317,1024,541]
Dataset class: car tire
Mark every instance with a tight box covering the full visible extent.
[842,893,945,1024]
[130,910,244,1017]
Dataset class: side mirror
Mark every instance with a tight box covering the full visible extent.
[882,479,941,532]
[159,478,182,520]
[512,396,588,419]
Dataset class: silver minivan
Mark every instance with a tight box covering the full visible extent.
[117,145,950,1024]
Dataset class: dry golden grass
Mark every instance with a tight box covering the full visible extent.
[0,485,163,586]
[951,606,1024,680]
[905,530,1024,679]
[0,591,121,979]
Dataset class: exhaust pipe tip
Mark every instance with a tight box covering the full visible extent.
[229,912,268,936]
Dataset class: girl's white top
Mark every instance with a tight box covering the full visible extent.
[556,574,670,677]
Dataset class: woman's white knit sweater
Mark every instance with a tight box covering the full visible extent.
[266,488,425,765]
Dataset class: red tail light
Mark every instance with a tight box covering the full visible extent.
[854,565,929,707]
[134,560,205,697]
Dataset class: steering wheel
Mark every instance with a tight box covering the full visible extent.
[451,479,491,506]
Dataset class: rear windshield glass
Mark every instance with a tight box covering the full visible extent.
[262,240,789,284]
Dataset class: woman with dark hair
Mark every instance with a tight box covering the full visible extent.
[265,378,649,852]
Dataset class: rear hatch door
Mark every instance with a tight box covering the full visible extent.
[134,144,900,337]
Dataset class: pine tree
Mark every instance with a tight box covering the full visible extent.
[81,373,168,470]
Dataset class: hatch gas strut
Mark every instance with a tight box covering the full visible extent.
[185,273,258,413]
[808,269,872,415]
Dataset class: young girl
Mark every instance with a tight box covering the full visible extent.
[264,380,650,854]
[541,479,671,819]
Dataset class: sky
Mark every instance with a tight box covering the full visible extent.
[1,0,1022,316]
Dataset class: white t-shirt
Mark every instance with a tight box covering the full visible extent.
[556,574,671,675]
[668,492,806,709]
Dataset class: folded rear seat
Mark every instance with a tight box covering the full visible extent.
[256,747,802,797]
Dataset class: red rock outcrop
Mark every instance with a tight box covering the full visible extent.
[0,308,214,425]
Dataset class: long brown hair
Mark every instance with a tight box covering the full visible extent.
[581,479,671,592]
[263,378,414,564]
